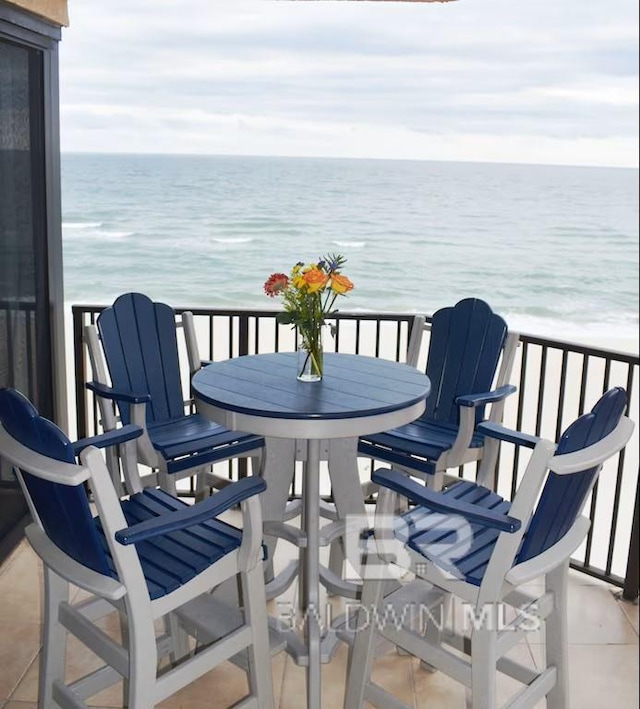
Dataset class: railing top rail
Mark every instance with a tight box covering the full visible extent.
[70,304,639,364]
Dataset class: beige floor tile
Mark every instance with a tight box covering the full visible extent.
[279,642,355,709]
[531,582,639,646]
[412,661,468,709]
[270,649,288,707]
[3,702,37,709]
[0,624,41,701]
[411,640,541,708]
[523,640,639,709]
[0,542,43,625]
[617,596,639,635]
[7,648,38,702]
[568,644,639,708]
[11,607,125,706]
[370,649,416,708]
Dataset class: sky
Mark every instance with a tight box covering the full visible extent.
[58,0,640,168]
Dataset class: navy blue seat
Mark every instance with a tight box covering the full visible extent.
[0,387,275,709]
[85,292,263,493]
[344,387,634,709]
[358,298,518,487]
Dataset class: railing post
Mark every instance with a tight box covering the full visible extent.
[72,306,88,440]
[238,312,250,356]
[237,312,250,478]
[622,473,640,601]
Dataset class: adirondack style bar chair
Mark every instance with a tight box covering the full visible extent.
[343,387,634,709]
[358,298,519,491]
[0,387,275,709]
[84,292,264,494]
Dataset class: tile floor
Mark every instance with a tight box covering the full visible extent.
[0,535,637,709]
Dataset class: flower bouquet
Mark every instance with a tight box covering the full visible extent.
[264,254,354,381]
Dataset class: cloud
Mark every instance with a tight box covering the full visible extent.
[59,0,639,167]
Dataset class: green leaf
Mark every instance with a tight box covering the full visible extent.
[276,311,295,325]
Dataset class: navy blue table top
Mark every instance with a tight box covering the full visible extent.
[192,352,431,422]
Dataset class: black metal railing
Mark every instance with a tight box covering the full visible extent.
[71,304,639,599]
[1,299,37,404]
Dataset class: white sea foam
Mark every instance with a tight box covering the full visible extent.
[62,221,102,229]
[93,230,135,240]
[211,237,254,244]
[332,240,366,248]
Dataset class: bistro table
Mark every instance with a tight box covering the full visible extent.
[192,351,431,709]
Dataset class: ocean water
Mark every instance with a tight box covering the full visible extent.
[61,153,639,343]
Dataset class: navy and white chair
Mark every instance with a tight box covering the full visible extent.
[0,387,275,709]
[84,292,263,494]
[343,387,634,709]
[358,298,519,490]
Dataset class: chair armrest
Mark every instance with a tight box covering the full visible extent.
[455,384,517,408]
[115,476,267,545]
[86,381,151,405]
[372,468,521,533]
[476,422,540,449]
[72,424,143,456]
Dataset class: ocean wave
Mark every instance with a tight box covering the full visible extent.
[332,240,366,248]
[62,221,102,229]
[93,230,135,240]
[211,237,254,244]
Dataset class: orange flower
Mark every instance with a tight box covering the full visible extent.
[330,273,354,294]
[302,268,329,293]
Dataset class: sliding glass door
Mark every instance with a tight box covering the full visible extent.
[0,8,65,562]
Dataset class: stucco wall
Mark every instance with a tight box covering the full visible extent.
[3,0,68,26]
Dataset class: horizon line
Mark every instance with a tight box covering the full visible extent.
[59,150,639,171]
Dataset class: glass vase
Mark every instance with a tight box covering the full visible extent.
[297,326,324,382]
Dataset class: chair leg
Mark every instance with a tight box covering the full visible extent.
[545,561,570,709]
[39,567,69,709]
[117,610,131,708]
[125,604,158,709]
[420,592,452,672]
[250,451,264,476]
[327,438,367,586]
[158,470,177,495]
[260,437,297,583]
[240,565,275,709]
[470,624,498,709]
[343,571,386,709]
[166,612,192,664]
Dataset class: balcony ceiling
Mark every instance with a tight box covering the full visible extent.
[4,0,68,26]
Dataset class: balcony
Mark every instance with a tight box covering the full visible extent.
[1,303,638,708]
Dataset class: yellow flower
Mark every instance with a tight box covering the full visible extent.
[330,273,354,294]
[302,268,329,293]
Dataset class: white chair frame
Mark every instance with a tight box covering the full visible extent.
[0,421,275,709]
[343,413,634,709]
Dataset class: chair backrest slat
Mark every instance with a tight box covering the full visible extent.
[517,387,627,563]
[97,293,184,425]
[425,299,508,425]
[0,388,112,576]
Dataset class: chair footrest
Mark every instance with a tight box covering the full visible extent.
[175,592,286,670]
[336,579,446,647]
